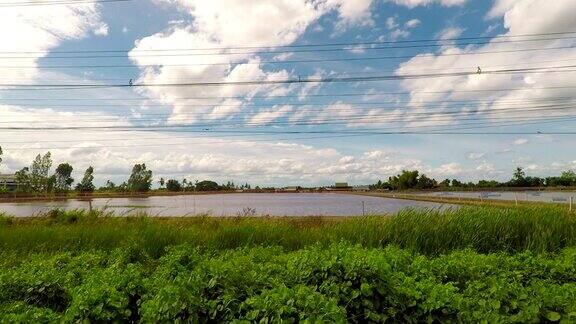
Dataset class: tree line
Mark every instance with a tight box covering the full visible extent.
[0,149,246,195]
[370,168,576,190]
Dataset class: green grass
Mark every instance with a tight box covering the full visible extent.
[1,205,576,322]
[0,205,575,256]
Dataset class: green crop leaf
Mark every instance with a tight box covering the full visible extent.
[546,311,562,322]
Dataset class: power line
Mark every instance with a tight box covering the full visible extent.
[5,56,576,82]
[4,95,575,110]
[1,65,575,90]
[3,36,576,59]
[3,31,575,54]
[2,117,575,151]
[2,102,575,130]
[3,113,575,141]
[3,101,575,125]
[1,45,575,70]
[2,85,576,101]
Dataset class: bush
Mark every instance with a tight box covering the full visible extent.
[165,179,182,192]
[2,243,576,322]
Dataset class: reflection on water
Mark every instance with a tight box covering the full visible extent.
[418,191,575,203]
[0,193,453,217]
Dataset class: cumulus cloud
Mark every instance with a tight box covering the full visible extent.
[467,152,485,160]
[0,4,106,83]
[513,138,529,146]
[436,26,464,40]
[435,162,462,176]
[394,0,576,126]
[389,0,466,9]
[405,19,421,29]
[94,23,109,36]
[129,0,377,125]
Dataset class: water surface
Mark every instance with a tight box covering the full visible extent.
[0,193,453,217]
[414,190,575,203]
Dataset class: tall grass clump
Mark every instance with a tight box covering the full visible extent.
[0,205,575,256]
[384,205,576,254]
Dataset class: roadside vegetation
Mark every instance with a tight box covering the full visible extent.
[2,206,576,321]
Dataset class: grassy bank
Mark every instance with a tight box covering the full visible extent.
[2,206,576,322]
[1,205,575,256]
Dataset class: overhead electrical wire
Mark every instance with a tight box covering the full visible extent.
[3,112,572,145]
[2,116,575,151]
[2,102,576,130]
[2,31,575,54]
[2,96,574,110]
[1,65,575,90]
[1,45,575,70]
[2,101,576,125]
[3,85,576,101]
[3,114,575,139]
[2,36,576,59]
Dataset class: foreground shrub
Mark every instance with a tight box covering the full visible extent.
[2,243,576,322]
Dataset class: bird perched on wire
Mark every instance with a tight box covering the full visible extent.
[129,79,133,86]
[477,66,482,74]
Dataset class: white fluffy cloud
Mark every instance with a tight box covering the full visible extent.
[0,4,106,83]
[94,24,109,37]
[436,26,464,40]
[395,0,576,124]
[513,138,529,146]
[129,0,377,124]
[405,19,421,28]
[389,0,466,9]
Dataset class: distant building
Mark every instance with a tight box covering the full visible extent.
[353,185,370,192]
[0,174,17,191]
[329,182,353,191]
[284,186,301,192]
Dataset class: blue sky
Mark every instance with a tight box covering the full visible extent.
[0,0,575,187]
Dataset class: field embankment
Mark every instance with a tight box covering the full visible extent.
[1,206,576,322]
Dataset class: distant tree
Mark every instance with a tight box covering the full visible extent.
[0,146,3,165]
[477,180,500,188]
[439,179,451,187]
[451,179,463,187]
[416,174,437,189]
[223,181,236,190]
[560,170,576,186]
[159,177,165,188]
[118,182,128,192]
[195,180,220,191]
[389,170,420,190]
[166,179,182,191]
[509,167,526,187]
[29,152,52,193]
[127,163,153,192]
[99,180,116,191]
[76,166,95,193]
[369,179,391,190]
[546,170,576,187]
[15,167,31,193]
[54,163,74,193]
[513,167,526,180]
